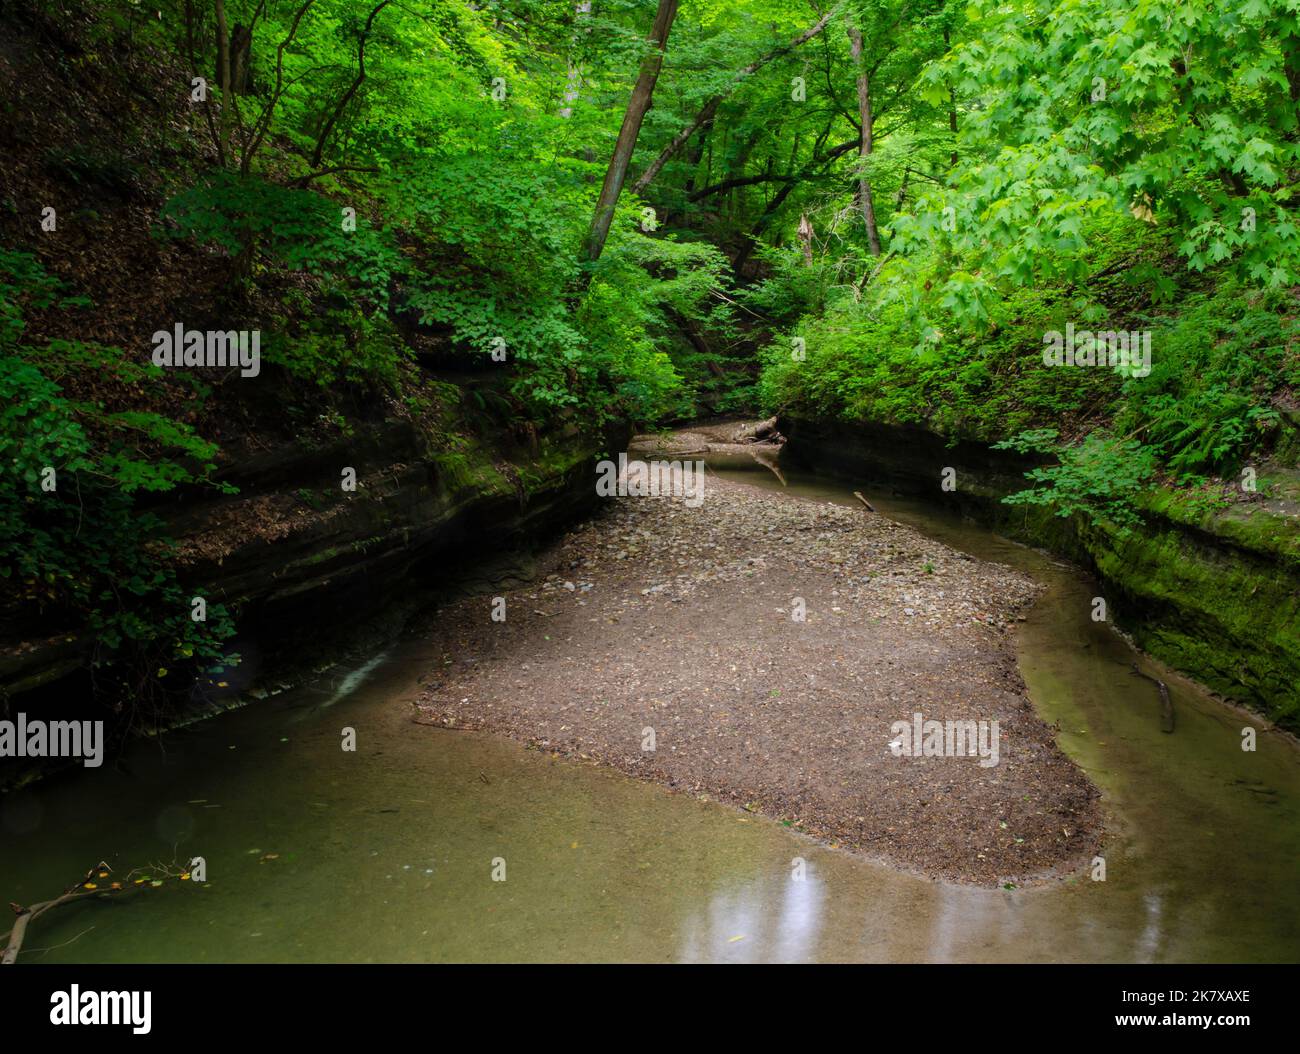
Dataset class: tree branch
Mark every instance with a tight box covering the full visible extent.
[631,2,844,195]
[308,0,392,171]
[243,0,318,174]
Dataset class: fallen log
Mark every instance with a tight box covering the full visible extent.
[732,416,782,443]
[623,439,787,484]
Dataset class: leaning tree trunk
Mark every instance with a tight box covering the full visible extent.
[581,0,679,263]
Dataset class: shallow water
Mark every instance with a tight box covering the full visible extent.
[1,462,1297,963]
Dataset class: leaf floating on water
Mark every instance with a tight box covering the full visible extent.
[727,935,745,943]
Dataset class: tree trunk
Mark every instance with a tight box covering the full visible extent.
[560,1,592,118]
[847,24,882,256]
[582,0,680,263]
[230,23,252,93]
[215,0,232,167]
[308,0,391,171]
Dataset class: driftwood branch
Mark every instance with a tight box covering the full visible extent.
[629,434,787,485]
[731,416,781,443]
[853,490,876,512]
[3,857,195,964]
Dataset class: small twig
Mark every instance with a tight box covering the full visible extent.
[853,490,876,512]
[1131,663,1174,733]
[23,925,97,958]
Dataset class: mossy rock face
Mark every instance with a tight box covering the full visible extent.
[782,415,1300,733]
[1083,516,1300,728]
[2,413,625,707]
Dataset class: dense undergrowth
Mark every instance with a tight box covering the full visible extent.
[758,223,1300,527]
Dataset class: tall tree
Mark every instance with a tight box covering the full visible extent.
[847,20,882,254]
[582,0,680,263]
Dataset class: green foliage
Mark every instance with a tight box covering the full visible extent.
[895,0,1300,329]
[162,173,403,305]
[0,251,236,695]
[994,429,1157,531]
[1112,283,1298,474]
[760,220,1300,494]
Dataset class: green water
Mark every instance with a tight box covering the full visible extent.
[1,462,1297,962]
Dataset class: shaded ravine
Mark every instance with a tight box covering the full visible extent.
[1,461,1298,962]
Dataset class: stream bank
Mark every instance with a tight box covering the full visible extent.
[0,415,626,787]
[780,415,1300,733]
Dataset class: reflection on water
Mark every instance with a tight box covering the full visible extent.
[0,462,1297,962]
